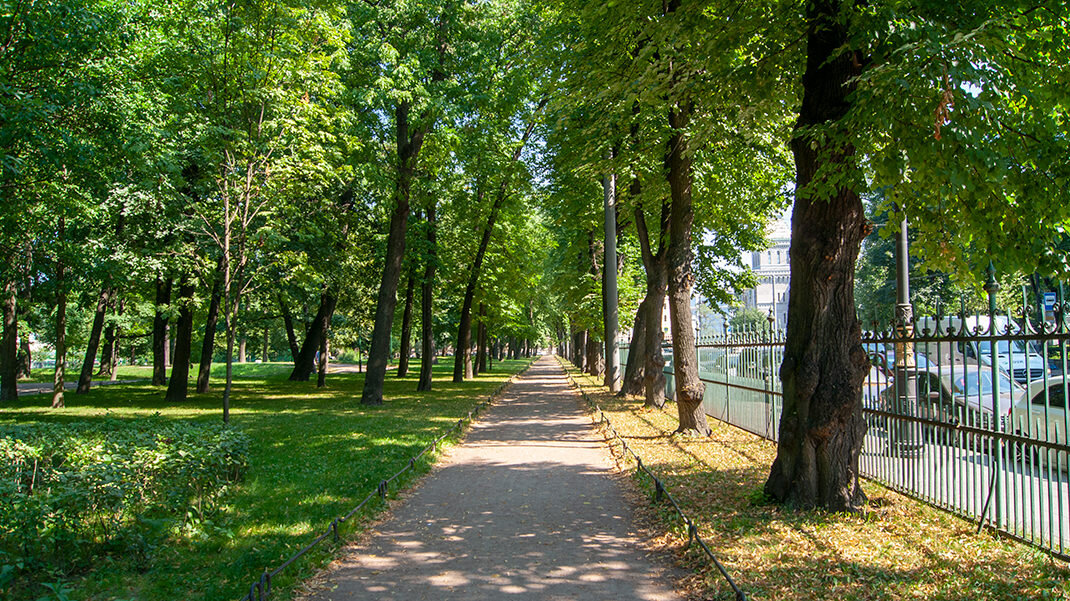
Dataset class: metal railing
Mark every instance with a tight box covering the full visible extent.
[622,299,1070,561]
[559,357,747,601]
[238,367,530,601]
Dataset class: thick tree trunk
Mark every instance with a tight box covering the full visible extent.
[77,287,113,394]
[196,261,224,393]
[52,253,67,408]
[665,104,710,436]
[279,293,300,360]
[0,282,17,401]
[290,290,337,381]
[476,303,487,375]
[418,202,438,392]
[765,0,869,512]
[571,329,586,370]
[397,272,416,377]
[152,276,172,386]
[166,278,195,403]
[362,100,428,406]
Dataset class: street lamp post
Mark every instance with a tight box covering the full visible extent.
[893,213,922,456]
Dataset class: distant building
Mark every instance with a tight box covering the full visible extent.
[741,220,790,330]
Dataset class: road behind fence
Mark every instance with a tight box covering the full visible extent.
[625,306,1070,560]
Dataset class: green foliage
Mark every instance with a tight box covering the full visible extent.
[0,419,249,584]
[729,307,771,334]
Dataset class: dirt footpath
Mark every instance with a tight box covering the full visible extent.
[304,355,683,601]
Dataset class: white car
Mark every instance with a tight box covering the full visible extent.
[1011,379,1069,471]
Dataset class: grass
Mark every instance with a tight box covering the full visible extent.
[560,360,1070,601]
[1,356,534,601]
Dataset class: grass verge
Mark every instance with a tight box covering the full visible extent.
[2,357,534,601]
[559,359,1070,601]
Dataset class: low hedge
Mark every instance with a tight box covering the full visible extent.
[0,418,249,583]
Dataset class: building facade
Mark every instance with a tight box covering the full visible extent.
[741,221,790,330]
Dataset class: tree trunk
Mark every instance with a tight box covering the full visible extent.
[196,260,224,394]
[0,282,17,401]
[621,302,648,396]
[418,202,438,392]
[238,336,247,363]
[765,0,869,512]
[571,329,585,370]
[152,276,171,386]
[166,278,195,403]
[397,271,416,377]
[603,168,620,391]
[16,336,30,379]
[665,104,710,436]
[52,250,67,408]
[98,319,118,378]
[635,198,671,408]
[585,331,602,377]
[362,100,429,406]
[279,293,300,360]
[77,287,113,394]
[290,290,337,381]
[262,327,269,362]
[476,303,487,375]
[317,334,328,388]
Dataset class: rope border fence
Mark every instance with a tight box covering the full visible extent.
[557,357,748,601]
[238,361,535,601]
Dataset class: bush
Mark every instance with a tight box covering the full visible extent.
[0,418,249,579]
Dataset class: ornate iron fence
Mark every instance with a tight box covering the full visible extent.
[623,301,1070,560]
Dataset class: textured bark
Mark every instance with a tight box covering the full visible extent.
[52,249,67,408]
[238,336,247,363]
[290,290,337,381]
[279,293,300,360]
[362,100,429,405]
[166,279,195,403]
[418,202,438,392]
[665,104,710,436]
[196,260,224,394]
[77,287,113,394]
[152,276,172,386]
[764,0,869,512]
[0,282,16,401]
[397,272,416,377]
[571,329,586,370]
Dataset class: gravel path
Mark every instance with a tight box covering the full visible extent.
[304,355,683,601]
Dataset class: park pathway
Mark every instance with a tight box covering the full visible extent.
[305,355,683,601]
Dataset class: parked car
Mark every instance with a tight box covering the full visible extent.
[1010,378,1069,471]
[879,365,1020,434]
[916,315,1048,383]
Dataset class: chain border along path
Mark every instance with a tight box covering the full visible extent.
[238,360,536,601]
[557,356,747,601]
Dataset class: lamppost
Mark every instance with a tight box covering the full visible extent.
[893,212,922,456]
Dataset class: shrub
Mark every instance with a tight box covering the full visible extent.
[0,418,249,578]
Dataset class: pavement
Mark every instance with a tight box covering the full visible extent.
[304,355,683,601]
[16,379,142,396]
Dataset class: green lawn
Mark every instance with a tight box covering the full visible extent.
[2,357,533,601]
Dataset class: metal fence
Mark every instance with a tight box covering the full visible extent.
[622,304,1070,560]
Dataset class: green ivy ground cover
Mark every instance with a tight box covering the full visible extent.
[0,358,533,601]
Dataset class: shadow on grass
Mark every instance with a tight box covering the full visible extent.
[0,357,536,601]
